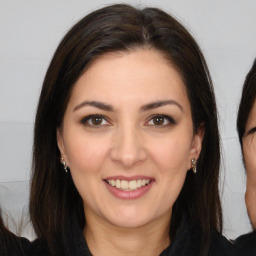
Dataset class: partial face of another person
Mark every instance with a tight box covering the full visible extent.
[57,49,203,229]
[243,99,256,228]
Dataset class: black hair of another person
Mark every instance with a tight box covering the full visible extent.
[237,59,256,146]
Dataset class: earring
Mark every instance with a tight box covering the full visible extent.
[61,157,68,173]
[191,158,197,174]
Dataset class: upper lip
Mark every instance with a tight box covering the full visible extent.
[104,175,155,181]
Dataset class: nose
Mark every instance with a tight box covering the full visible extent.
[110,124,147,168]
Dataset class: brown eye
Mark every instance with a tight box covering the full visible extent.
[91,116,103,125]
[81,114,110,127]
[153,116,165,125]
[146,114,175,127]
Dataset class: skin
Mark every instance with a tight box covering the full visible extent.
[243,99,256,229]
[57,48,204,256]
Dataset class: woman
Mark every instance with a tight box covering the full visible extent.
[236,59,256,255]
[29,4,232,256]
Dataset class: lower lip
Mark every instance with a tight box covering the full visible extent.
[105,181,154,200]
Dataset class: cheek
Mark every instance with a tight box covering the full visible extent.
[244,140,256,172]
[150,135,192,172]
[65,135,111,203]
[149,136,191,212]
[65,133,110,173]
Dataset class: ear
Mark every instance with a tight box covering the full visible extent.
[187,124,205,170]
[57,128,69,166]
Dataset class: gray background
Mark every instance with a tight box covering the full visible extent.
[0,0,256,240]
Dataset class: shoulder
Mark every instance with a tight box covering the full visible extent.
[162,220,234,256]
[234,231,256,256]
[5,236,49,256]
[4,235,32,256]
[208,232,234,256]
[27,238,50,256]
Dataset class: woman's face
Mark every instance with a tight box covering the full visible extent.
[243,99,256,228]
[57,49,203,229]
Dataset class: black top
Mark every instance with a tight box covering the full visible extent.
[4,217,235,256]
[2,235,47,256]
[234,231,256,256]
[63,214,235,256]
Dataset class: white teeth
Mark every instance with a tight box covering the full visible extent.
[116,180,121,189]
[137,180,142,188]
[107,179,151,191]
[121,180,128,189]
[129,180,137,190]
[110,180,115,186]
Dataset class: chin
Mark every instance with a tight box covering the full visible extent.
[105,210,153,229]
[110,219,150,229]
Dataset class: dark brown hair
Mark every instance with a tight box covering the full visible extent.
[237,59,256,146]
[0,210,19,255]
[0,210,8,255]
[30,4,221,255]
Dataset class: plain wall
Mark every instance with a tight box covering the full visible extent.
[0,0,256,239]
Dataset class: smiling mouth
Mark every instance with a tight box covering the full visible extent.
[105,179,152,191]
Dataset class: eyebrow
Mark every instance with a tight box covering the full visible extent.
[73,99,183,112]
[73,101,114,112]
[140,100,183,112]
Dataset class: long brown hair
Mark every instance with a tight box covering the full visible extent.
[0,210,18,255]
[30,4,222,255]
[0,210,8,255]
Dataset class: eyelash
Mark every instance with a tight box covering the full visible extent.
[80,114,176,127]
[80,114,110,127]
[146,114,176,127]
[248,127,256,135]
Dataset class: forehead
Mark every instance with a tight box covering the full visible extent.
[69,49,190,110]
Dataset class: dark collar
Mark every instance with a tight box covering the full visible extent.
[65,215,92,256]
[65,215,232,256]
[66,216,200,256]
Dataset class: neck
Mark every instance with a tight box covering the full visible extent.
[84,212,171,256]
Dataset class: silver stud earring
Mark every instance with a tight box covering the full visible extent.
[191,158,197,174]
[61,157,68,173]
